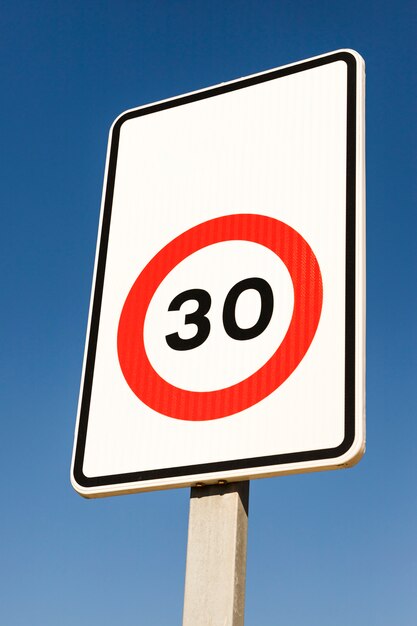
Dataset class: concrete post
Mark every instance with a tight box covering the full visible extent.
[182,481,250,626]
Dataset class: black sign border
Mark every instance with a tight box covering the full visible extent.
[73,51,359,492]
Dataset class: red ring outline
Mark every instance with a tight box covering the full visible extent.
[117,214,323,421]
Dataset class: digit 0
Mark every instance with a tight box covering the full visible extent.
[223,277,274,341]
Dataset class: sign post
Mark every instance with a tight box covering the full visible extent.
[183,482,249,626]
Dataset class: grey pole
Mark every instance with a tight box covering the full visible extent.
[182,481,250,626]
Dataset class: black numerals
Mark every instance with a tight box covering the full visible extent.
[166,278,274,351]
[165,289,211,351]
[223,277,274,341]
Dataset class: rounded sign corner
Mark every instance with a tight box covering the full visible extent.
[70,463,96,499]
[336,430,366,469]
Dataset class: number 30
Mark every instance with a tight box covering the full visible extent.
[165,277,274,351]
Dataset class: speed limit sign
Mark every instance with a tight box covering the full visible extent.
[71,49,365,497]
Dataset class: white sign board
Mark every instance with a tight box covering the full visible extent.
[71,50,365,497]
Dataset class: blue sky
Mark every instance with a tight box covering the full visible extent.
[1,1,416,624]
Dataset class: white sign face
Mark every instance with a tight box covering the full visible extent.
[72,50,365,497]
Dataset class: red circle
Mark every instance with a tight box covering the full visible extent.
[117,214,323,421]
